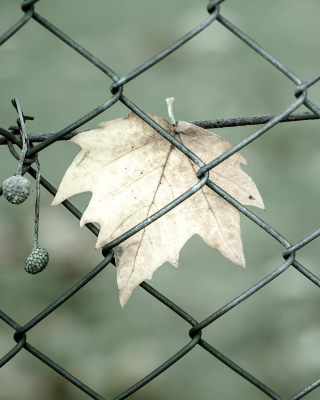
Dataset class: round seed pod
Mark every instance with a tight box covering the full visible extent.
[25,247,49,274]
[2,175,31,205]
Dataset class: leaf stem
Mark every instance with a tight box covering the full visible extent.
[33,157,41,250]
[166,97,176,125]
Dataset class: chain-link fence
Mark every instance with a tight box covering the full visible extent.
[1,1,320,399]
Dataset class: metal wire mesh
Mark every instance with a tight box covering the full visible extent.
[1,1,320,399]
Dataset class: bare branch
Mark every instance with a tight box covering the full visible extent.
[0,111,318,145]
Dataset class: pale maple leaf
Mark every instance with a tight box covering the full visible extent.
[52,111,264,307]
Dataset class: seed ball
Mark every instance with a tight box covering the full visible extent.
[2,175,31,205]
[25,247,49,274]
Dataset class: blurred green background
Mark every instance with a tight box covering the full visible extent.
[1,1,320,399]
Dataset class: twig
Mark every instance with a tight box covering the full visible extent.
[189,110,320,129]
[0,110,319,145]
[11,97,30,175]
[0,129,87,145]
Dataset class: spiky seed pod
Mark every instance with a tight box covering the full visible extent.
[25,247,49,274]
[2,175,31,205]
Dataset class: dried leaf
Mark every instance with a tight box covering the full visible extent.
[52,112,264,307]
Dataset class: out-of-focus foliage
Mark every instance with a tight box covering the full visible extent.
[1,1,320,399]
